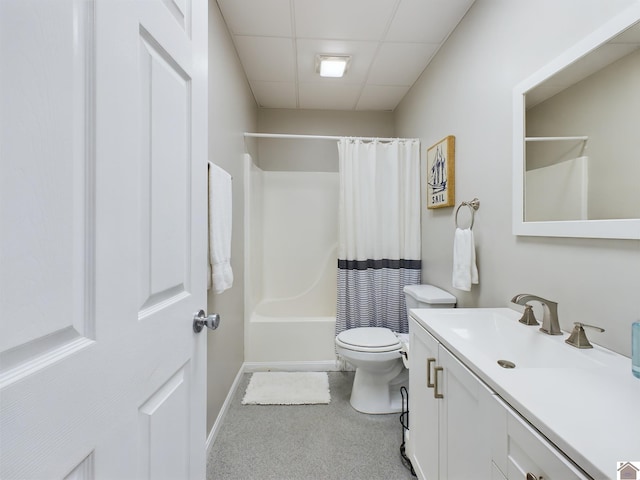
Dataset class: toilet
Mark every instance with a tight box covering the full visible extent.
[335,284,457,414]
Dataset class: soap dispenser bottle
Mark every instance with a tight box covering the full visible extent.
[633,321,640,379]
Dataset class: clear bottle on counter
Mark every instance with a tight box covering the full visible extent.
[633,321,640,379]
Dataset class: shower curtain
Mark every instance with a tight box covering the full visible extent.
[336,138,421,335]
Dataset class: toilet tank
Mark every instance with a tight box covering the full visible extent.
[403,284,457,310]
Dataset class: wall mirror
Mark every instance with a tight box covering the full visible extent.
[513,5,640,239]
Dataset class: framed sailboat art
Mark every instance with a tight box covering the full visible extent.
[426,135,455,209]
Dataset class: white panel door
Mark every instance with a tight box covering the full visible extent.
[0,0,208,476]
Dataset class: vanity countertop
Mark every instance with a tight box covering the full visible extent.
[409,307,640,480]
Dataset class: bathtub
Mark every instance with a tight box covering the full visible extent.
[247,304,336,363]
[244,156,339,368]
[244,159,339,364]
[246,246,338,363]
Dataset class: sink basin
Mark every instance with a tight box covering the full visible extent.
[409,308,612,370]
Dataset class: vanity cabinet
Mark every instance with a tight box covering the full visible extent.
[493,396,588,480]
[409,316,589,480]
[409,319,494,480]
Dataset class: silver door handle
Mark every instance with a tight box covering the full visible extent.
[426,358,436,388]
[193,310,220,333]
[433,366,444,399]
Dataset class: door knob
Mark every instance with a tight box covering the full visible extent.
[193,310,220,333]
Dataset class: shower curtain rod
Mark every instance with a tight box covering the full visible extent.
[244,132,418,142]
[525,136,589,142]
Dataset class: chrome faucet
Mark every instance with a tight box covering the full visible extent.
[511,294,562,335]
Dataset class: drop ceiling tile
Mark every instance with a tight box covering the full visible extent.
[234,36,295,82]
[298,82,360,110]
[296,39,378,84]
[386,0,474,43]
[250,81,298,109]
[356,85,410,111]
[215,0,476,110]
[367,42,439,85]
[217,0,292,37]
[294,0,397,40]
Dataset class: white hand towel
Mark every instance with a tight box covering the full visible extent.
[452,228,479,291]
[208,162,233,293]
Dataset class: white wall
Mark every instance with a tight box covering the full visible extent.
[257,109,395,172]
[395,0,640,356]
[206,0,257,434]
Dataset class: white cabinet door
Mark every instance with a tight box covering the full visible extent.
[0,0,208,477]
[410,317,496,480]
[438,346,494,480]
[489,393,588,480]
[505,408,589,480]
[409,320,440,480]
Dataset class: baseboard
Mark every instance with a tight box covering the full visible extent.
[205,364,246,455]
[243,359,343,372]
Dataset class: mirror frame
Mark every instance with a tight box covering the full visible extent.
[512,4,640,240]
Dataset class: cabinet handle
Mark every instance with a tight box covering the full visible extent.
[525,474,540,480]
[434,366,444,399]
[426,357,436,388]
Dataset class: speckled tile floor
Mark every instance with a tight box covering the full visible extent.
[207,371,416,480]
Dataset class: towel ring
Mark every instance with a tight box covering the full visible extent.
[455,198,480,229]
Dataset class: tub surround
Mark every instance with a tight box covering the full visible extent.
[244,160,339,363]
[409,307,640,479]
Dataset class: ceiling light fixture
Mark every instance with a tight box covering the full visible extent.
[316,55,351,78]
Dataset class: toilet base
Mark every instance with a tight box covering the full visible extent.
[349,362,408,414]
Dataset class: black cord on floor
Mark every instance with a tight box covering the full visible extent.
[399,386,417,477]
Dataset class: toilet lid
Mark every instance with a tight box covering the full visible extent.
[336,327,401,352]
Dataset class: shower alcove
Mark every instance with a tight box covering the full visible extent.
[244,153,339,364]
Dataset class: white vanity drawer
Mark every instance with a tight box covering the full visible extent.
[505,408,589,480]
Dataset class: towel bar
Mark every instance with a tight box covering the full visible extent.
[455,198,480,229]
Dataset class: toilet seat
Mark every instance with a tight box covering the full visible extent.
[336,327,401,353]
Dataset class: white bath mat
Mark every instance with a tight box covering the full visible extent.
[242,372,330,405]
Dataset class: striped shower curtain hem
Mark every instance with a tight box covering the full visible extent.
[336,260,421,335]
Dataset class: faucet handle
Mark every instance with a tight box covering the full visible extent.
[518,305,539,326]
[565,322,605,349]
